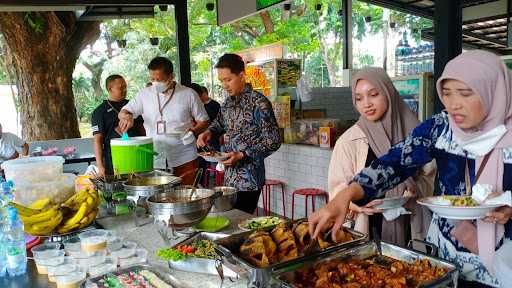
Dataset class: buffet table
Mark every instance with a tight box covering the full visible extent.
[2,210,252,288]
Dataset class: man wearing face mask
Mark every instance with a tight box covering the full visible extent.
[118,57,209,184]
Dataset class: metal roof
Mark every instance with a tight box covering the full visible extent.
[359,0,512,55]
[0,1,179,20]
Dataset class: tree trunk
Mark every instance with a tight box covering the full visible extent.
[0,12,100,141]
[82,59,106,98]
[259,11,274,34]
[319,40,338,86]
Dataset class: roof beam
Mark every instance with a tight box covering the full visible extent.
[463,0,506,23]
[358,0,433,19]
[0,0,175,6]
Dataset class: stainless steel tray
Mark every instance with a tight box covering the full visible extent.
[168,232,238,278]
[214,221,367,287]
[82,264,186,288]
[273,240,459,288]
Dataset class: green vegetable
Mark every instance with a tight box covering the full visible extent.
[156,248,188,261]
[245,217,281,230]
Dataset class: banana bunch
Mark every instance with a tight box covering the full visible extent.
[57,187,100,234]
[10,200,63,236]
[9,187,101,236]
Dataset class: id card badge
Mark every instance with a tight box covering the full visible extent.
[156,120,167,135]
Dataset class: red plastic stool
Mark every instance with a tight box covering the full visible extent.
[203,167,224,187]
[259,179,285,217]
[291,188,329,220]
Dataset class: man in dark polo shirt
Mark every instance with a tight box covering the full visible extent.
[91,75,145,176]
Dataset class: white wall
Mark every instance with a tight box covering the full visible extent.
[263,144,332,219]
[0,85,20,136]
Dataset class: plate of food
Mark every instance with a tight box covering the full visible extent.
[198,151,229,162]
[417,195,504,220]
[238,216,285,231]
[373,196,410,210]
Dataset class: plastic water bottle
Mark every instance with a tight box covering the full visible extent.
[5,207,26,276]
[0,182,6,277]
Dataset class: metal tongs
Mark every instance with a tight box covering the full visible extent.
[372,227,391,268]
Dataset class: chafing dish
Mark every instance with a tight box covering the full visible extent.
[273,240,459,288]
[214,221,366,288]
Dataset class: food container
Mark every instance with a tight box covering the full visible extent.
[34,249,65,274]
[110,241,137,259]
[215,222,366,287]
[273,241,459,288]
[76,250,107,270]
[13,173,76,206]
[83,264,185,288]
[47,257,77,282]
[1,156,64,184]
[79,229,109,254]
[55,269,86,288]
[167,232,237,277]
[31,243,62,274]
[63,237,81,256]
[106,235,123,252]
[88,256,118,277]
[118,249,148,268]
[211,186,237,212]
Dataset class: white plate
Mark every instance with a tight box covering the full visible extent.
[417,196,504,220]
[198,152,229,163]
[374,196,410,210]
[238,216,284,231]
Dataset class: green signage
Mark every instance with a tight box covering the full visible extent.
[257,0,285,10]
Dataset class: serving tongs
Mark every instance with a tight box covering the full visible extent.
[372,226,392,268]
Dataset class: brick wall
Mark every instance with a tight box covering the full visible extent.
[263,144,333,219]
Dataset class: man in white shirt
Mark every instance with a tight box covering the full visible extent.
[0,123,28,164]
[118,57,209,184]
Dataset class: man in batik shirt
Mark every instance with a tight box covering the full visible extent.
[197,54,281,214]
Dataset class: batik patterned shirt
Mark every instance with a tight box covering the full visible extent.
[209,85,281,191]
[353,111,512,287]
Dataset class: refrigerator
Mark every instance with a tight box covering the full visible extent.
[391,72,435,121]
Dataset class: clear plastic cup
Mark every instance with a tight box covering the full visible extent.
[55,269,86,288]
[31,243,61,259]
[87,256,117,277]
[62,237,81,255]
[106,235,123,253]
[79,229,109,254]
[47,258,78,283]
[118,249,148,268]
[111,241,137,259]
[76,250,107,271]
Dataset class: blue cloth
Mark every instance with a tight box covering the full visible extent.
[353,111,512,286]
[208,85,281,191]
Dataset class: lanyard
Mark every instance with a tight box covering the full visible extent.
[464,150,493,195]
[107,100,121,114]
[156,83,176,120]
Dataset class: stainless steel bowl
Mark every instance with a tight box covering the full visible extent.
[211,186,237,212]
[123,175,182,198]
[147,188,220,229]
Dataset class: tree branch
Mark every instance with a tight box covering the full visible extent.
[259,11,274,34]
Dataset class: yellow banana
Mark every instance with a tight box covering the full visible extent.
[32,211,63,231]
[9,202,41,217]
[25,224,54,236]
[86,196,94,206]
[79,208,98,229]
[57,223,80,234]
[19,206,59,224]
[29,198,52,210]
[62,202,88,227]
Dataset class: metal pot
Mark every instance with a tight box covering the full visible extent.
[147,188,220,229]
[211,186,237,212]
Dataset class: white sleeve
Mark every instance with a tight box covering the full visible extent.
[122,90,145,118]
[0,142,16,160]
[8,133,25,148]
[189,90,209,122]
